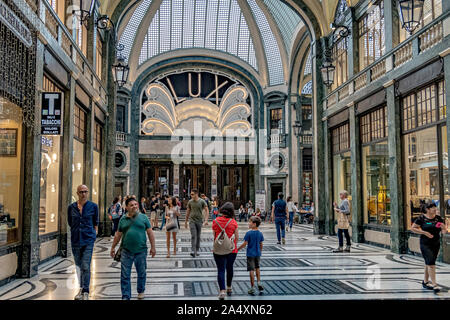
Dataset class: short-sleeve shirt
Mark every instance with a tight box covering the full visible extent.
[150,200,158,212]
[118,213,151,253]
[287,201,295,212]
[272,199,287,218]
[244,230,264,257]
[212,217,238,254]
[188,198,207,223]
[414,214,444,246]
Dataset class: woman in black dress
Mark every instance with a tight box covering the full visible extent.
[411,202,447,293]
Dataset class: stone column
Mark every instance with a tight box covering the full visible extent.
[384,0,400,52]
[385,80,407,253]
[104,29,117,236]
[313,38,327,235]
[20,39,44,277]
[349,103,364,242]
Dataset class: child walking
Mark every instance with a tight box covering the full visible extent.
[238,216,264,295]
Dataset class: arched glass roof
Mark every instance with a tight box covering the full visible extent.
[301,80,312,94]
[303,49,312,76]
[137,0,258,69]
[118,0,303,86]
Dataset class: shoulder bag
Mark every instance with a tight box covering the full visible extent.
[113,215,137,262]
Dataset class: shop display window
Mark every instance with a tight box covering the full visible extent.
[0,98,22,246]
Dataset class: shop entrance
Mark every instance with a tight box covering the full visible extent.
[140,162,173,198]
[270,183,283,206]
[180,165,210,204]
[218,165,249,209]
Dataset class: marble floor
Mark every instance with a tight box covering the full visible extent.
[1,222,450,300]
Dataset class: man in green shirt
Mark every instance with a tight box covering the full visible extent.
[184,189,209,257]
[110,197,156,300]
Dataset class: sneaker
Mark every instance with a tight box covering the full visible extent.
[190,252,195,257]
[82,292,89,300]
[137,292,145,299]
[344,246,351,252]
[433,285,442,293]
[422,281,434,290]
[333,247,344,253]
[248,287,255,295]
[74,289,83,300]
[257,283,264,291]
[282,238,286,245]
[276,241,281,245]
[195,253,200,257]
[218,291,226,300]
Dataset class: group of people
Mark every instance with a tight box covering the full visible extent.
[67,184,447,300]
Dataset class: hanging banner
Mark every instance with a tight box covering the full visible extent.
[41,92,63,135]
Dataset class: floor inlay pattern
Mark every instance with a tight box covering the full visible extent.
[2,222,450,300]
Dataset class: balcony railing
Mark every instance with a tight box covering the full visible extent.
[269,133,286,147]
[116,132,128,143]
[324,13,448,110]
[302,135,313,145]
[40,0,108,105]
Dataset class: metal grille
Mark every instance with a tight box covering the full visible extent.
[0,0,37,132]
[187,279,358,296]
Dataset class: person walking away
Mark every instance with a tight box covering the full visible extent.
[333,191,351,253]
[271,193,289,245]
[165,197,181,258]
[411,202,447,293]
[211,197,219,220]
[286,196,295,232]
[212,202,239,299]
[108,196,123,240]
[150,195,159,230]
[201,194,212,223]
[238,216,264,295]
[68,185,99,300]
[110,197,156,300]
[185,189,209,257]
[160,195,170,230]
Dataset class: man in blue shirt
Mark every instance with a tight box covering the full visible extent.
[271,192,289,245]
[67,185,99,300]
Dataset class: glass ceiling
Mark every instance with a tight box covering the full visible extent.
[118,0,303,86]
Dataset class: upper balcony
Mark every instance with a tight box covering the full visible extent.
[324,12,448,113]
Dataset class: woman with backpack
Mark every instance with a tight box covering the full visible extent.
[108,196,123,239]
[212,202,239,300]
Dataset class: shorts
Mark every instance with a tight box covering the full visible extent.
[420,242,440,266]
[150,211,156,219]
[246,256,261,271]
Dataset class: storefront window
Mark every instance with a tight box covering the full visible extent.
[362,142,390,224]
[402,80,446,229]
[40,76,62,235]
[92,122,102,206]
[72,105,86,202]
[0,99,22,245]
[404,127,439,226]
[332,123,351,221]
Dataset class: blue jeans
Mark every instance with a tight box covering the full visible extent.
[120,249,147,300]
[72,243,94,293]
[160,214,166,230]
[213,253,237,291]
[275,217,286,241]
[289,212,294,228]
[112,217,121,236]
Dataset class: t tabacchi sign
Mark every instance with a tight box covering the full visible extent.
[41,92,63,136]
[0,0,32,48]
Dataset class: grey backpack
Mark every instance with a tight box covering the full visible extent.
[213,218,235,255]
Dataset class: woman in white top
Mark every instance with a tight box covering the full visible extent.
[287,196,295,232]
[165,197,181,258]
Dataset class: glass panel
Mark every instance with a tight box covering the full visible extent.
[358,1,385,70]
[362,142,390,225]
[442,126,450,229]
[404,127,439,228]
[72,139,85,203]
[158,168,169,196]
[197,167,205,194]
[333,151,352,221]
[0,99,22,245]
[40,136,61,234]
[146,167,155,198]
[92,151,100,205]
